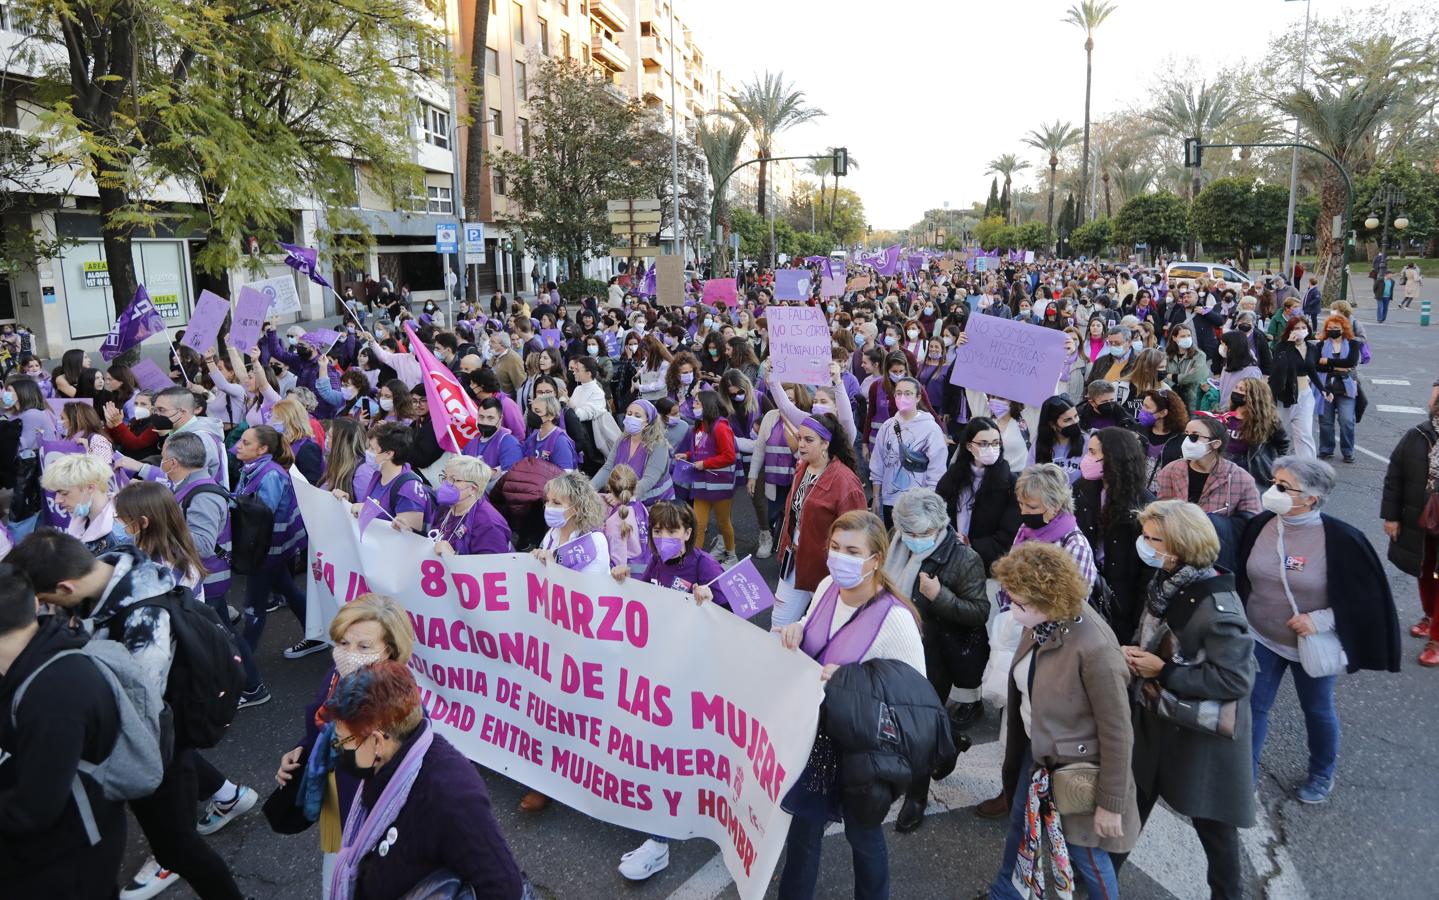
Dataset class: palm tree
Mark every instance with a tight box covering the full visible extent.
[1276,79,1400,304]
[1145,77,1243,200]
[986,154,1030,224]
[1023,119,1080,235]
[1105,143,1155,205]
[1063,0,1117,222]
[721,71,825,225]
[697,116,750,268]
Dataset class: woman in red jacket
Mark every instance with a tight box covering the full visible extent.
[676,390,738,564]
[773,409,867,628]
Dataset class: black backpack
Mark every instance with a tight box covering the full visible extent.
[227,494,274,575]
[0,417,21,489]
[128,587,245,749]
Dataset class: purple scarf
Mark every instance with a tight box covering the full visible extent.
[799,582,900,665]
[1013,511,1078,547]
[329,721,435,900]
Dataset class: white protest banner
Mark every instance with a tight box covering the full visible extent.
[293,477,822,899]
[247,274,302,316]
[948,314,1070,407]
[763,305,831,386]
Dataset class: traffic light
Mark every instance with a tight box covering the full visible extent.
[1184,138,1203,168]
[833,147,848,177]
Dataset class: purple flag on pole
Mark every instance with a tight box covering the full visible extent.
[874,245,902,276]
[99,285,166,361]
[358,497,391,538]
[279,242,332,289]
[710,556,776,619]
[773,269,812,301]
[554,532,601,571]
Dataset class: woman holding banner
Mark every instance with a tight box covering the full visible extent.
[773,411,867,627]
[432,457,510,556]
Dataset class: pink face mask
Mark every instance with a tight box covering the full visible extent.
[895,394,918,413]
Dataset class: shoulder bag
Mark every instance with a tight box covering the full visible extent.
[1276,520,1346,678]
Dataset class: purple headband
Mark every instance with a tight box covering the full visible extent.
[634,398,657,423]
[800,416,832,442]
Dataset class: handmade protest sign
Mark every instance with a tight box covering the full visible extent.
[292,476,821,900]
[247,275,302,316]
[226,286,272,353]
[763,305,831,386]
[948,315,1070,407]
[129,358,174,393]
[820,274,845,298]
[180,290,231,354]
[540,329,563,349]
[773,269,812,301]
[845,275,871,292]
[656,255,686,307]
[702,278,738,308]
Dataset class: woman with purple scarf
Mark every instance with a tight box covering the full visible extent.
[774,510,925,900]
[321,661,523,900]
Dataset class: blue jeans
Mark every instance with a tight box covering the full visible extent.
[1250,642,1339,783]
[1375,295,1391,323]
[990,749,1120,900]
[778,813,889,900]
[1317,394,1356,459]
[241,563,307,690]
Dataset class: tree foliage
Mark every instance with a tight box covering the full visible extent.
[1188,177,1288,268]
[1070,218,1112,256]
[1112,192,1189,255]
[973,215,1008,250]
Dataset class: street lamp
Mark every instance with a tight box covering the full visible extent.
[1365,186,1408,276]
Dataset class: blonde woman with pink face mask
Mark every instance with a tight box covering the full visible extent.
[868,376,948,528]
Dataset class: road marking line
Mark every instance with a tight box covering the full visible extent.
[1370,378,1411,385]
[1356,444,1390,463]
[1376,404,1426,414]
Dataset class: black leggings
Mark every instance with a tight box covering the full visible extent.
[129,748,243,900]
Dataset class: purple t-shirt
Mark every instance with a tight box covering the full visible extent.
[360,465,428,518]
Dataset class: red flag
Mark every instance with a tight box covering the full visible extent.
[403,321,479,453]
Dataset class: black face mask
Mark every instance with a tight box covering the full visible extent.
[1060,422,1082,439]
[1237,323,1253,333]
[1020,512,1049,530]
[1326,329,1342,339]
[476,423,498,439]
[145,413,174,432]
[337,745,379,780]
[1229,392,1247,409]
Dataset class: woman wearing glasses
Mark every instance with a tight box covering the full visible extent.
[935,417,1021,575]
[1155,418,1261,518]
[432,456,511,556]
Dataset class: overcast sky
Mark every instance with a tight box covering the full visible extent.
[685,0,1384,230]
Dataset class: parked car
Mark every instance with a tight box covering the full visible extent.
[1165,261,1253,291]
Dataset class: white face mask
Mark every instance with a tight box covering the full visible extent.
[1181,435,1214,461]
[906,329,919,340]
[378,397,394,412]
[1262,485,1297,516]
[333,647,385,677]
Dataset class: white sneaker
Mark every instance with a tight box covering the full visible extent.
[756,532,773,559]
[618,839,670,880]
[120,858,178,900]
[197,785,258,835]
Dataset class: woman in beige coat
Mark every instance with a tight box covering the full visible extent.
[985,541,1140,900]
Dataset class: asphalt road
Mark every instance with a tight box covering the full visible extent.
[120,294,1437,900]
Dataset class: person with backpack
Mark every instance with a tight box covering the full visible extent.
[234,424,312,691]
[6,532,246,900]
[0,563,132,899]
[347,421,430,534]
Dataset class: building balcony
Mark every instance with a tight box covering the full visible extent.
[640,34,665,66]
[642,72,666,99]
[590,0,629,33]
[590,32,630,72]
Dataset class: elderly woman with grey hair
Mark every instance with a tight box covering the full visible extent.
[882,487,989,834]
[1236,456,1401,805]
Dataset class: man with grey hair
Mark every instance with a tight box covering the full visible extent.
[488,329,524,396]
[1087,325,1137,387]
[152,386,227,484]
[884,486,988,832]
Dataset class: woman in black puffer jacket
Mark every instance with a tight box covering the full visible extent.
[1074,427,1154,645]
[1381,392,1439,666]
[935,417,1021,573]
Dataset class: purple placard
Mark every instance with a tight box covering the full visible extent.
[554,532,600,571]
[180,290,231,354]
[773,269,813,301]
[300,328,342,350]
[820,274,845,298]
[227,286,272,353]
[763,305,831,386]
[539,329,563,349]
[129,358,174,393]
[46,397,91,417]
[947,314,1070,407]
[710,556,775,619]
[40,439,83,530]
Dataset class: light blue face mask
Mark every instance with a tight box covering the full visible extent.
[74,499,93,519]
[902,532,938,555]
[1135,534,1167,568]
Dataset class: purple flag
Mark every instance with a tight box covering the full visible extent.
[641,265,657,298]
[100,285,166,361]
[710,556,775,619]
[874,245,902,276]
[300,328,342,351]
[358,497,392,538]
[554,532,600,571]
[279,242,332,289]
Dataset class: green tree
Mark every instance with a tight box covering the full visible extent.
[826,187,868,245]
[1112,192,1190,256]
[1013,221,1053,251]
[1064,0,1118,221]
[491,58,669,275]
[1024,119,1081,235]
[986,153,1030,225]
[1353,152,1438,257]
[974,215,1009,250]
[720,71,825,232]
[1188,176,1289,269]
[1057,193,1077,252]
[1070,218,1112,256]
[1,131,72,274]
[984,178,1001,218]
[697,116,750,268]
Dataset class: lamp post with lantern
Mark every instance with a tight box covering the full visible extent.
[1365,186,1408,300]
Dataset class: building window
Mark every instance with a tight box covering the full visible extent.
[538,17,549,54]
[485,46,500,77]
[421,104,450,149]
[561,31,570,58]
[512,2,524,46]
[427,185,454,214]
[559,0,569,13]
[514,61,527,99]
[417,35,446,77]
[517,116,530,155]
[0,2,35,35]
[492,171,507,196]
[488,108,503,136]
[581,44,590,66]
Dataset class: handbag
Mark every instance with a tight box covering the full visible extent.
[1276,520,1346,678]
[1050,762,1100,816]
[1420,493,1439,535]
[261,741,314,835]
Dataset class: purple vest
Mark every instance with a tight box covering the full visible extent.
[688,425,735,500]
[613,437,673,501]
[174,475,232,602]
[761,419,797,487]
[799,583,902,665]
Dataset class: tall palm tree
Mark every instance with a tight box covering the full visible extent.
[1277,79,1400,304]
[721,71,825,224]
[1063,0,1117,223]
[1105,143,1154,205]
[986,154,1030,224]
[697,116,750,268]
[1145,77,1243,200]
[1023,119,1080,235]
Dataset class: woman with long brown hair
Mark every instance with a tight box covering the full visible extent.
[61,400,114,461]
[1223,377,1291,485]
[115,480,207,594]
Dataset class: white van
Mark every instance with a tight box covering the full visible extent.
[1165,261,1253,291]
